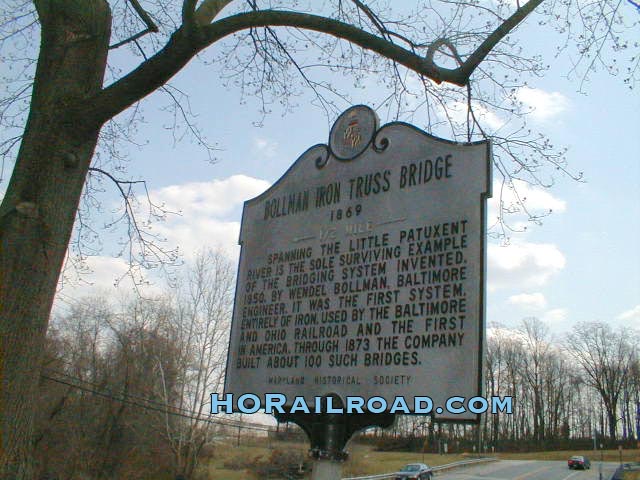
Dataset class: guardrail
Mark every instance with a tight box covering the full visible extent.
[342,474,397,480]
[611,462,640,480]
[342,457,497,480]
[432,457,498,473]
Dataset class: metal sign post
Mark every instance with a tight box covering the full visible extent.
[618,445,623,467]
[599,442,604,480]
[222,106,492,478]
[275,394,395,479]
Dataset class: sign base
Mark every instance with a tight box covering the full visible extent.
[274,394,395,461]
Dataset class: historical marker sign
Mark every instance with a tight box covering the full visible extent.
[224,106,491,421]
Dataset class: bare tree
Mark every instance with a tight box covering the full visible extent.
[485,321,573,447]
[0,1,637,477]
[36,255,233,479]
[626,356,640,440]
[158,249,234,479]
[487,324,529,443]
[36,296,179,479]
[520,317,553,443]
[485,329,503,446]
[564,321,637,440]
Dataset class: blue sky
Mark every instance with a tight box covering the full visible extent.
[6,2,634,336]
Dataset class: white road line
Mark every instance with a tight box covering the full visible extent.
[513,464,555,480]
[559,470,581,480]
[443,474,511,480]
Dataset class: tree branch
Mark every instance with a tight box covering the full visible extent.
[128,0,158,33]
[182,0,198,26]
[87,167,179,269]
[89,6,544,126]
[194,0,234,26]
[350,0,391,41]
[109,29,154,50]
[458,0,545,79]
[89,11,436,124]
[109,0,158,49]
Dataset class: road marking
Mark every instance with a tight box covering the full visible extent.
[559,470,581,480]
[448,474,509,480]
[441,460,538,480]
[513,464,555,480]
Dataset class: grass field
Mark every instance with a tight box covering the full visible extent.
[200,441,288,480]
[342,443,469,477]
[200,438,640,479]
[494,449,640,463]
[200,439,472,478]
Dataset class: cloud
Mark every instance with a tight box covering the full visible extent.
[432,87,567,132]
[149,175,270,260]
[508,292,547,309]
[438,100,506,132]
[514,87,569,122]
[252,137,278,158]
[504,293,569,329]
[488,179,566,232]
[618,305,640,323]
[55,255,163,311]
[542,308,569,324]
[489,241,566,290]
[152,175,269,218]
[55,175,270,309]
[60,256,131,294]
[458,101,506,131]
[486,324,528,343]
[505,180,566,213]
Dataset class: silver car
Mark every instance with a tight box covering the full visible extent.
[394,463,433,480]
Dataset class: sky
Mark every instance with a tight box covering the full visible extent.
[7,1,635,339]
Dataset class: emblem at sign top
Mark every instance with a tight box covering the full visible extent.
[324,105,380,165]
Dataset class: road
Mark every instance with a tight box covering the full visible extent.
[436,460,619,480]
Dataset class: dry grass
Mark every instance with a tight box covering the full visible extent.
[494,449,640,463]
[198,440,307,479]
[199,438,640,479]
[623,471,640,480]
[200,439,470,479]
[342,448,469,477]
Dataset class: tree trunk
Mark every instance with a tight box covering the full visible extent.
[607,405,618,441]
[0,2,111,478]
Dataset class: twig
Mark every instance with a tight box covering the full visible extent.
[109,0,158,50]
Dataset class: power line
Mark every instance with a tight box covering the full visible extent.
[42,363,277,431]
[42,367,210,419]
[41,372,273,433]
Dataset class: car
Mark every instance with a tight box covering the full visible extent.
[394,463,433,480]
[568,455,591,469]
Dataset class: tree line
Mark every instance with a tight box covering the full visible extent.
[36,250,638,478]
[2,1,636,477]
[387,317,639,453]
[484,317,638,449]
[36,251,238,480]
